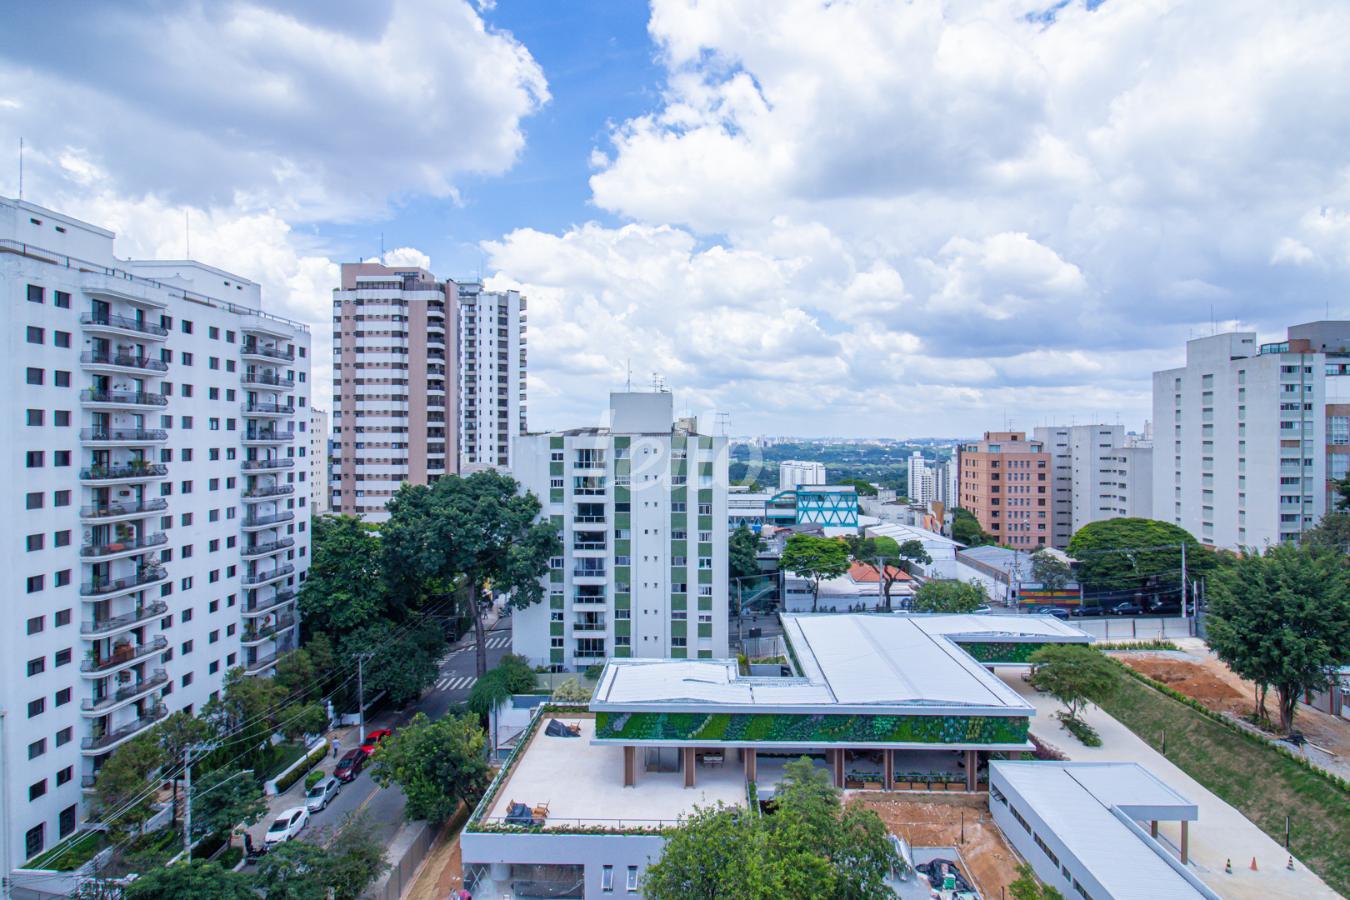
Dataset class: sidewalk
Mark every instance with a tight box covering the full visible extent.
[998,669,1339,899]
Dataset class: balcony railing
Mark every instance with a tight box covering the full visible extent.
[80,350,168,372]
[243,484,295,500]
[241,344,295,361]
[82,704,168,751]
[244,430,295,442]
[81,601,169,635]
[81,389,168,407]
[80,566,167,597]
[247,589,296,614]
[243,614,297,644]
[242,563,295,586]
[80,462,168,481]
[573,567,608,579]
[243,401,296,415]
[81,498,168,519]
[81,636,168,672]
[241,372,293,388]
[245,651,280,673]
[242,511,295,529]
[241,457,294,471]
[242,537,295,557]
[81,532,167,558]
[81,670,168,712]
[80,312,169,337]
[80,428,168,443]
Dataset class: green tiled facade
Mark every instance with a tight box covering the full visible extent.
[594,711,1029,745]
[956,642,1046,664]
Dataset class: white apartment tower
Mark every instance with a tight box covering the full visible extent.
[777,459,825,491]
[1,198,311,867]
[512,392,730,671]
[458,284,527,471]
[309,406,329,514]
[907,451,935,503]
[1152,322,1350,549]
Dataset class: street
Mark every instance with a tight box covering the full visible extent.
[243,615,514,857]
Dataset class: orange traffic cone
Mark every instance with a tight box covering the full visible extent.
[1251,857,1259,871]
[1225,859,1232,874]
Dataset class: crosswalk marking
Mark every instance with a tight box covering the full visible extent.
[433,675,479,692]
[485,635,510,649]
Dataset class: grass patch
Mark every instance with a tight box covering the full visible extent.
[1099,673,1350,895]
[256,741,308,781]
[23,830,107,871]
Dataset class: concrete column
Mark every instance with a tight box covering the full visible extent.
[744,748,757,782]
[883,749,894,791]
[965,750,978,792]
[831,749,845,789]
[623,746,635,787]
[683,747,696,788]
[1151,820,1159,838]
[1181,821,1189,864]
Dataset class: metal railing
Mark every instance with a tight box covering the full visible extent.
[81,704,168,750]
[79,312,168,337]
[80,636,168,672]
[242,564,295,586]
[80,389,168,406]
[81,670,168,710]
[246,589,296,615]
[79,428,168,442]
[241,344,295,361]
[80,350,168,372]
[244,430,295,442]
[242,537,294,557]
[244,652,280,673]
[80,532,167,558]
[241,372,293,387]
[243,484,294,499]
[81,602,169,635]
[80,462,168,481]
[242,511,294,528]
[243,401,295,415]
[80,567,168,596]
[242,614,296,644]
[81,498,168,518]
[241,457,294,471]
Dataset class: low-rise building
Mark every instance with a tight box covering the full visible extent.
[782,561,915,612]
[764,485,858,536]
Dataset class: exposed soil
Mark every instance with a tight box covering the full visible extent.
[1116,655,1250,716]
[851,793,1023,895]
[403,825,463,900]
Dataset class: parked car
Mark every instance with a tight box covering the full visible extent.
[264,806,309,846]
[1109,602,1144,616]
[334,748,365,782]
[305,776,342,812]
[1042,608,1069,621]
[360,728,393,756]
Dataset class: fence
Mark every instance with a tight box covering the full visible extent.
[366,821,433,900]
[1072,616,1196,641]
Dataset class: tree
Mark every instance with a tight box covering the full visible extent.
[780,534,850,611]
[322,814,390,899]
[92,731,167,837]
[341,620,444,708]
[837,478,878,497]
[1028,645,1119,721]
[951,508,994,546]
[468,654,539,749]
[368,712,490,824]
[1305,511,1350,552]
[1008,863,1065,900]
[1030,550,1072,590]
[156,710,210,826]
[254,816,388,900]
[1207,544,1350,732]
[643,757,897,899]
[200,666,324,769]
[729,524,762,581]
[252,842,330,900]
[124,860,256,899]
[383,471,561,676]
[845,535,928,610]
[551,677,593,702]
[300,515,391,637]
[911,579,986,613]
[1066,518,1213,599]
[188,766,267,840]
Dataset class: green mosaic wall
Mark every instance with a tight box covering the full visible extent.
[957,642,1045,664]
[594,712,1029,745]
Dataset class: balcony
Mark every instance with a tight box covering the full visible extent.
[80,350,169,374]
[241,344,295,362]
[80,566,168,597]
[241,457,294,472]
[81,601,169,637]
[241,372,295,391]
[80,389,168,408]
[242,484,295,502]
[242,537,294,559]
[242,511,295,530]
[80,532,167,561]
[82,704,169,753]
[81,670,168,714]
[245,651,280,674]
[242,613,297,646]
[573,615,607,633]
[243,401,296,417]
[242,563,295,586]
[80,462,168,483]
[246,589,296,616]
[81,497,168,522]
[80,428,168,446]
[573,567,608,580]
[81,636,169,674]
[243,429,295,445]
[79,312,169,340]
[573,514,606,524]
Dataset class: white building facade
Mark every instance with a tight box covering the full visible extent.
[777,459,825,491]
[1,198,311,868]
[458,284,526,471]
[512,393,729,671]
[1153,323,1350,549]
[309,406,329,514]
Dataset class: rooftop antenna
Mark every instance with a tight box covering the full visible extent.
[716,411,731,436]
[625,358,632,392]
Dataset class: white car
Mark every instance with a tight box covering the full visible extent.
[305,776,342,812]
[264,806,309,846]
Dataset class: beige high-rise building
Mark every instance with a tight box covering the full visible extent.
[310,406,329,514]
[957,431,1052,549]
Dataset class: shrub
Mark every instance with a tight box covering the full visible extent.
[550,677,592,703]
[275,743,328,794]
[304,769,326,791]
[1055,711,1102,747]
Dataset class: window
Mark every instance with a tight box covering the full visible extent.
[55,648,71,667]
[25,824,43,859]
[29,779,46,801]
[26,409,43,426]
[54,490,70,507]
[27,698,44,718]
[26,285,44,303]
[626,866,639,892]
[54,450,70,466]
[54,291,70,309]
[54,370,71,387]
[58,804,76,838]
[54,609,70,627]
[602,866,614,892]
[25,367,42,385]
[54,687,70,707]
[54,331,71,348]
[26,616,43,635]
[26,326,43,344]
[55,570,71,587]
[27,575,44,594]
[27,739,45,760]
[26,657,45,677]
[26,534,43,551]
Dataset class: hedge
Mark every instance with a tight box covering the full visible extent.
[594,711,1030,745]
[275,742,330,794]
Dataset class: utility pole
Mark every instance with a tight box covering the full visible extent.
[1179,541,1187,617]
[356,653,374,739]
[183,746,194,856]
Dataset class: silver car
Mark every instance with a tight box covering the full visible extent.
[305,777,341,812]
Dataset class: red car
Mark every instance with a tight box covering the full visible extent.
[359,728,393,756]
[334,748,365,783]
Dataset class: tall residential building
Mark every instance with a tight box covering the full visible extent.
[1,198,311,866]
[907,451,935,503]
[512,392,729,671]
[309,406,329,514]
[778,459,825,490]
[1102,444,1153,520]
[1152,322,1350,549]
[957,432,1051,549]
[458,283,527,471]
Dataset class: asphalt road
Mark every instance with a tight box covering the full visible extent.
[245,616,514,857]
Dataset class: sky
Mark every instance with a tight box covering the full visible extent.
[3,0,1349,438]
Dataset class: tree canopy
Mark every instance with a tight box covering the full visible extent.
[301,515,393,635]
[1304,511,1350,552]
[368,711,490,824]
[123,860,256,900]
[92,732,167,836]
[253,816,387,900]
[1066,518,1213,596]
[643,757,897,899]
[845,535,929,609]
[780,534,851,611]
[1028,645,1120,721]
[729,524,762,581]
[1206,544,1350,732]
[951,508,995,546]
[1030,550,1073,590]
[188,766,267,840]
[911,579,986,613]
[837,478,879,497]
[1009,863,1066,900]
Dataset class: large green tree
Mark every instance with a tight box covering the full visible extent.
[1066,518,1213,599]
[383,471,561,676]
[1207,544,1350,732]
[845,535,929,610]
[156,710,211,826]
[951,508,995,547]
[188,766,267,841]
[368,711,491,824]
[643,757,897,899]
[201,667,325,771]
[467,654,539,749]
[1028,645,1120,721]
[340,620,445,707]
[252,816,387,900]
[1008,863,1065,900]
[301,515,392,636]
[1030,550,1073,590]
[92,731,167,837]
[911,579,986,613]
[730,524,762,582]
[1305,511,1350,552]
[780,534,851,611]
[124,860,256,899]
